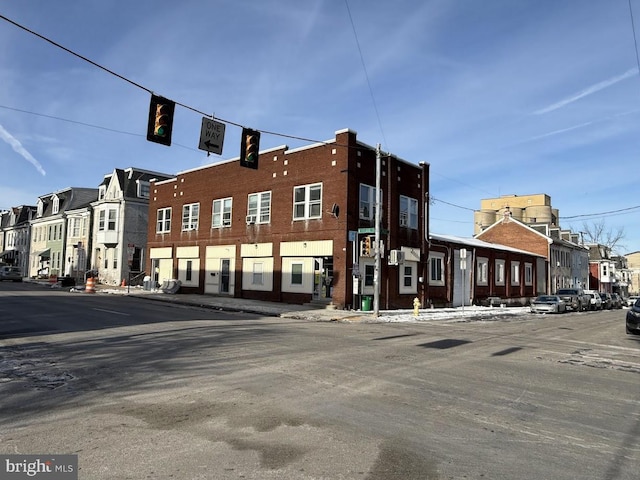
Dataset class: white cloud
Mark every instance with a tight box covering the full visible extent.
[533,68,638,115]
[0,123,46,176]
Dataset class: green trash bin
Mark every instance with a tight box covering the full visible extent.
[361,296,372,311]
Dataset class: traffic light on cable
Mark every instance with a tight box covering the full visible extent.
[147,94,175,147]
[240,128,260,169]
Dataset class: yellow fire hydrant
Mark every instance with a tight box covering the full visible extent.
[413,297,421,316]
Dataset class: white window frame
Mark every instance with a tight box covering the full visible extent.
[511,261,520,286]
[428,252,445,286]
[98,210,106,231]
[399,195,418,229]
[182,203,200,231]
[476,257,488,286]
[252,263,264,285]
[52,195,60,215]
[212,198,233,228]
[157,207,171,233]
[248,191,271,224]
[399,261,418,294]
[359,184,374,220]
[137,180,150,199]
[524,262,533,286]
[107,209,117,231]
[293,183,322,220]
[495,259,505,286]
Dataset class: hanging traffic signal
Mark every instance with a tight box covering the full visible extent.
[360,236,371,257]
[240,128,260,169]
[147,94,175,146]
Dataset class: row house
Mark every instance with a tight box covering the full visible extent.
[586,243,629,295]
[147,129,429,310]
[90,168,172,285]
[428,233,545,307]
[29,188,98,279]
[0,205,36,273]
[475,213,589,294]
[625,251,640,295]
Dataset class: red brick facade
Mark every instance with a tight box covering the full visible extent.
[146,129,428,309]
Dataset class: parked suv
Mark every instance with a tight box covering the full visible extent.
[583,290,603,310]
[555,288,589,312]
[599,292,613,309]
[0,266,23,282]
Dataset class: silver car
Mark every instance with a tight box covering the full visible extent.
[531,295,566,314]
[0,266,23,282]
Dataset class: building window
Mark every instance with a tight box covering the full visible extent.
[37,200,44,217]
[253,263,263,285]
[495,259,505,286]
[71,218,80,237]
[476,257,488,286]
[104,248,109,269]
[182,203,199,231]
[98,186,106,201]
[511,261,520,286]
[525,263,533,286]
[399,195,418,229]
[113,248,118,269]
[291,263,303,285]
[52,196,59,215]
[248,191,271,224]
[428,253,445,286]
[107,209,117,231]
[157,208,171,233]
[137,181,150,198]
[293,183,322,220]
[399,262,418,294]
[359,184,374,220]
[186,260,193,281]
[364,264,374,287]
[212,198,232,228]
[98,210,106,231]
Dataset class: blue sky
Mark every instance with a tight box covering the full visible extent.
[1,1,640,253]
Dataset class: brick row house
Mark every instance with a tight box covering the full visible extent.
[147,129,429,310]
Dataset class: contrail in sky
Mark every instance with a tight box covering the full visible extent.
[534,68,638,115]
[0,123,46,176]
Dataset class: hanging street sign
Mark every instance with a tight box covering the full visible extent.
[198,117,226,155]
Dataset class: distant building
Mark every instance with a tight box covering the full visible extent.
[475,193,559,235]
[0,205,36,273]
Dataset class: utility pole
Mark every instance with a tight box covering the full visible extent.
[373,143,382,317]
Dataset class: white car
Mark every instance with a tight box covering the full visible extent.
[531,295,566,314]
[584,291,603,311]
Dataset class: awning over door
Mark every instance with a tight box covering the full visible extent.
[39,249,51,259]
[0,250,13,258]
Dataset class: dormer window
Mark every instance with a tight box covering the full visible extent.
[137,180,150,199]
[37,200,44,217]
[98,186,106,201]
[52,195,60,214]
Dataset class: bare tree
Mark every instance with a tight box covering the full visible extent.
[581,220,626,252]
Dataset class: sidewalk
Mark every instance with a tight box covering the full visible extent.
[95,284,371,322]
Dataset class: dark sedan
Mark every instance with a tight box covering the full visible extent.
[626,298,640,335]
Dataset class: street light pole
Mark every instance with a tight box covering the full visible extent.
[373,143,382,317]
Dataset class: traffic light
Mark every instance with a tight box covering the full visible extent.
[360,236,371,257]
[147,94,175,146]
[240,128,260,169]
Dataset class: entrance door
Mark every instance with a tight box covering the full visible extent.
[313,257,333,300]
[220,259,230,294]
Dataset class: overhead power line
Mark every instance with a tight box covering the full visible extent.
[0,13,335,147]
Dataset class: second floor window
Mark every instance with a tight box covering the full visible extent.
[212,198,232,228]
[293,183,322,220]
[359,184,374,220]
[399,195,418,229]
[182,203,199,231]
[248,191,271,224]
[98,210,105,231]
[157,207,171,233]
[107,210,117,230]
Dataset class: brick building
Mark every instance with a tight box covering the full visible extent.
[146,129,429,310]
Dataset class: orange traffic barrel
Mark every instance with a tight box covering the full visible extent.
[86,276,96,293]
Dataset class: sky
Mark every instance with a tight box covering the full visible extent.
[1,1,640,253]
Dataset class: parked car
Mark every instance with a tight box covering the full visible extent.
[626,298,640,335]
[599,292,613,310]
[584,292,603,311]
[627,295,640,307]
[610,293,623,309]
[531,295,566,314]
[0,266,23,282]
[556,288,588,312]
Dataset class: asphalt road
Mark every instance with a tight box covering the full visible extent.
[1,282,639,479]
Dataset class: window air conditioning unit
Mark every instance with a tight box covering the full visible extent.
[246,215,257,225]
[388,249,405,266]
